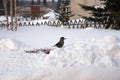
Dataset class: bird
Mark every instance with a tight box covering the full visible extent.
[54,37,66,48]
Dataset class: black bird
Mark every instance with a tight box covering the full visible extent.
[54,37,66,48]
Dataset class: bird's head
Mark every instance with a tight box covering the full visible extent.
[60,37,66,40]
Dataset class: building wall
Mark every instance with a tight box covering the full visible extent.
[70,0,101,19]
[0,0,5,15]
[17,0,57,17]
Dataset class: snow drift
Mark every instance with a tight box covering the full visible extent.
[0,38,28,51]
[0,36,120,68]
[0,35,120,80]
[47,35,120,68]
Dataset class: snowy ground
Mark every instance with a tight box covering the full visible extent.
[0,25,120,80]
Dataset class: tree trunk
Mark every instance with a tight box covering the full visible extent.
[14,0,17,30]
[3,0,9,30]
[10,0,13,31]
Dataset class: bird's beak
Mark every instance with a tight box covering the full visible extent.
[64,38,66,40]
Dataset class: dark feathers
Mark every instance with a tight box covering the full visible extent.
[54,37,66,48]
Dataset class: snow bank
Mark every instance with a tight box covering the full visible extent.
[0,38,28,51]
[0,36,120,68]
[40,66,120,80]
[43,35,120,68]
[0,36,120,80]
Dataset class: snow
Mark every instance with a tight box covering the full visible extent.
[43,10,59,20]
[0,38,28,51]
[48,36,120,68]
[0,17,120,80]
[0,16,6,21]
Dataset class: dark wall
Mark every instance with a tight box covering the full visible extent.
[0,0,4,15]
[17,0,58,11]
[0,0,59,16]
[0,0,3,8]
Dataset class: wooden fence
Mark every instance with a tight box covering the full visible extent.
[0,17,104,29]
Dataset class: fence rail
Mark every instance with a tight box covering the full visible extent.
[0,17,104,29]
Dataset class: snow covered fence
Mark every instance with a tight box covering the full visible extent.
[0,16,104,29]
[18,20,62,27]
[17,17,104,28]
